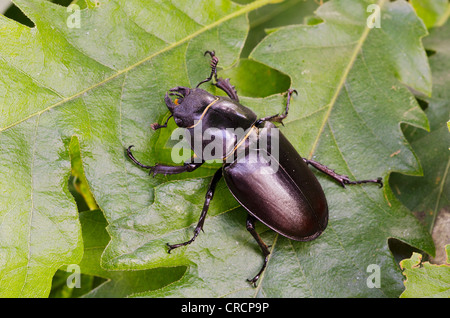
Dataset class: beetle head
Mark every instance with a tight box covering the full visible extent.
[165,86,217,128]
[164,86,191,112]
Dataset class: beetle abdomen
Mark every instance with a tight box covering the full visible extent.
[223,123,328,241]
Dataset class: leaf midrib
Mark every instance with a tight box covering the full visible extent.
[307,0,387,159]
[0,0,277,133]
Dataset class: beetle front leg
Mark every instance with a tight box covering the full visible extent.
[246,214,271,287]
[196,50,219,88]
[196,50,240,101]
[215,77,240,102]
[166,168,223,253]
[303,158,383,188]
[127,145,203,175]
[257,89,297,125]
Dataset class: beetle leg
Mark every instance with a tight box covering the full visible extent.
[246,214,271,287]
[166,168,223,253]
[256,89,297,126]
[303,158,383,188]
[126,145,153,169]
[215,77,240,101]
[127,146,203,175]
[149,162,204,176]
[196,50,219,88]
[150,114,173,130]
[195,51,240,101]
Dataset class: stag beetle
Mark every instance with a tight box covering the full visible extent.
[127,51,383,286]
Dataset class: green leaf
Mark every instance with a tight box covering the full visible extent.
[0,0,435,298]
[0,0,276,297]
[390,20,450,232]
[410,0,450,29]
[50,209,184,298]
[400,245,450,298]
[240,0,321,57]
[77,210,186,298]
[220,59,290,97]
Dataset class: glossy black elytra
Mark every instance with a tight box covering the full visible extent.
[127,51,383,286]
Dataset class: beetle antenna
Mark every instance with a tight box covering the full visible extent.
[196,50,219,88]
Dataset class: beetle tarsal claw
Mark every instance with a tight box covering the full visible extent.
[247,277,259,288]
[166,243,175,254]
[150,122,161,130]
[340,175,384,188]
[282,88,298,99]
[377,177,383,188]
[204,50,215,57]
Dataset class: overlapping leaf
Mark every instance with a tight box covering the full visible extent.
[0,0,435,298]
[400,246,450,298]
[390,14,450,267]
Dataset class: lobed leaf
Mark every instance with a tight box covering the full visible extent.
[0,0,436,298]
[390,19,450,232]
[400,246,450,298]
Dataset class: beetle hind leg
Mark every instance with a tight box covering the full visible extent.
[256,89,297,126]
[304,158,383,188]
[246,215,271,287]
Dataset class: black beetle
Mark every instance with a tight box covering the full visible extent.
[127,51,383,286]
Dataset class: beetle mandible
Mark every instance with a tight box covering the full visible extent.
[127,51,383,286]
